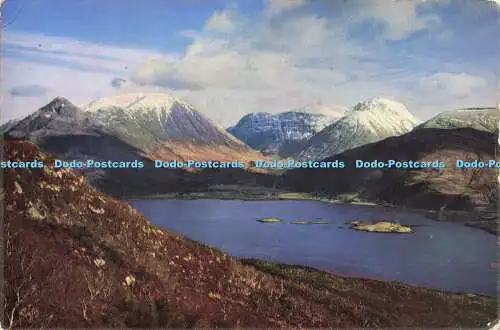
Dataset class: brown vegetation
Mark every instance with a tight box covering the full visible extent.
[2,137,497,328]
[349,221,412,233]
[148,140,272,173]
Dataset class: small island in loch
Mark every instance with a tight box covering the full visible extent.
[257,217,284,223]
[350,220,413,233]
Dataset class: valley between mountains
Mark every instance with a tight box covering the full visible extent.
[2,91,498,328]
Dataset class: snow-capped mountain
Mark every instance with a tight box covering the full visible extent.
[227,110,337,156]
[5,96,152,163]
[415,107,498,133]
[83,92,247,151]
[298,98,420,160]
[7,93,259,160]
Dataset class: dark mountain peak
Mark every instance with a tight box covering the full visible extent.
[39,97,79,116]
[5,97,99,141]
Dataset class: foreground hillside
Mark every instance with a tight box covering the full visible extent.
[284,128,498,232]
[3,138,496,328]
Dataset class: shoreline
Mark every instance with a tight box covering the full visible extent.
[123,189,496,235]
[239,258,496,299]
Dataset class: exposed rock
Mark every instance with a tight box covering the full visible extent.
[228,111,337,157]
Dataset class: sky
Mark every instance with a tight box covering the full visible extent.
[1,0,499,126]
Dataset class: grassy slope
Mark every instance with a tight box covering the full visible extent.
[3,138,497,328]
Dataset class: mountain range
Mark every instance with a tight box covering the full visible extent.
[3,92,498,215]
[227,101,499,161]
[227,111,337,157]
[4,93,270,195]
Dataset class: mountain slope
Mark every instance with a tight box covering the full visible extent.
[297,99,420,160]
[415,107,498,133]
[3,97,205,196]
[4,97,140,164]
[6,97,106,140]
[228,111,337,157]
[82,92,266,170]
[284,127,497,232]
[3,138,496,328]
[0,119,20,134]
[83,92,247,151]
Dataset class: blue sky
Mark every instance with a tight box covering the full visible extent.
[2,0,499,125]
[4,0,242,51]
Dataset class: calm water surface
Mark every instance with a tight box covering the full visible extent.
[131,199,497,296]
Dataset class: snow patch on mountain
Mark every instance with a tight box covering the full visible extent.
[82,92,246,148]
[227,110,338,156]
[348,98,419,135]
[83,92,196,121]
[415,107,498,133]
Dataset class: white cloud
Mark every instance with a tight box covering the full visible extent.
[2,1,497,126]
[343,0,450,41]
[2,32,164,72]
[263,0,306,16]
[1,32,165,121]
[2,57,112,121]
[205,10,236,33]
[125,1,469,123]
[486,0,500,7]
[417,72,487,98]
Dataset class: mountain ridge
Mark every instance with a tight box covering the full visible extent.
[83,92,248,150]
[228,110,337,157]
[297,98,420,160]
[3,94,267,195]
[415,107,498,133]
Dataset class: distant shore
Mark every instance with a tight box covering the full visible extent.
[124,186,496,235]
